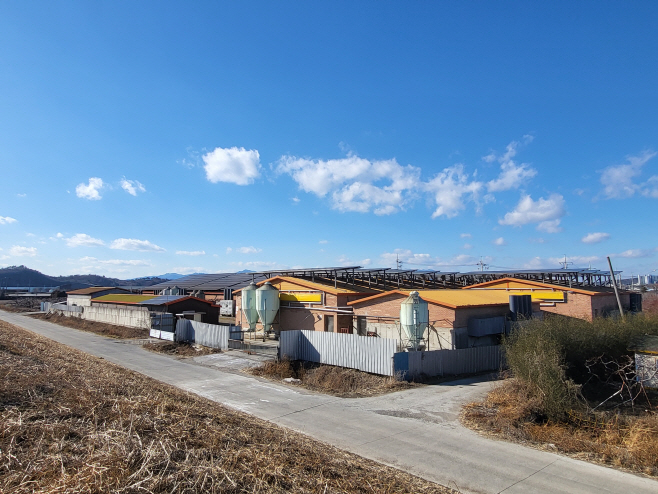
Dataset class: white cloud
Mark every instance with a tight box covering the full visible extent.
[486,140,537,193]
[292,197,300,203]
[548,255,603,266]
[66,233,105,248]
[581,232,610,244]
[237,246,262,254]
[463,243,472,250]
[79,256,151,267]
[499,194,566,233]
[120,178,146,196]
[0,216,17,225]
[56,232,64,238]
[110,238,165,252]
[76,177,104,200]
[613,249,653,259]
[229,261,284,270]
[600,150,657,199]
[203,146,261,185]
[176,250,206,256]
[360,258,372,266]
[319,240,328,244]
[536,219,563,233]
[425,165,482,218]
[642,175,658,198]
[379,249,483,269]
[493,237,506,246]
[460,233,472,238]
[226,247,232,254]
[277,154,420,215]
[9,245,37,257]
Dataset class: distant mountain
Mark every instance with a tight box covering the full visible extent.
[156,273,187,280]
[0,265,174,289]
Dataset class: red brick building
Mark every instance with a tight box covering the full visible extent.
[233,276,377,333]
[348,290,540,349]
[463,278,631,321]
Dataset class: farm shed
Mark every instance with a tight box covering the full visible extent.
[233,276,377,333]
[629,336,658,389]
[463,277,633,321]
[348,290,541,350]
[66,286,130,307]
[91,294,219,323]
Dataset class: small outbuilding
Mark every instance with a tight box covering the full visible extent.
[66,286,130,307]
[629,335,658,389]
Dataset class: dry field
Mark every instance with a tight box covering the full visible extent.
[30,312,149,339]
[0,320,452,494]
[248,359,419,398]
[462,378,658,477]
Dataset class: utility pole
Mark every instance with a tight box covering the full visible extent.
[476,257,489,271]
[559,255,573,270]
[607,256,624,320]
[396,254,403,270]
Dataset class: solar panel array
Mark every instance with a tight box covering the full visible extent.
[145,265,618,294]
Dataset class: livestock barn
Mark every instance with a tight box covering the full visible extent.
[348,290,541,349]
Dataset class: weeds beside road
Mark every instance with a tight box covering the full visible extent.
[29,312,149,339]
[0,320,451,493]
[463,313,658,476]
[248,359,419,398]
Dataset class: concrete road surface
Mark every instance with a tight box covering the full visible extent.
[1,311,656,494]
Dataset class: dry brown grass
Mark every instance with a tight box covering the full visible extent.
[0,299,42,313]
[0,320,452,493]
[29,312,148,339]
[248,359,419,398]
[143,340,222,357]
[462,378,658,476]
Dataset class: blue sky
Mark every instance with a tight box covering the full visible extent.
[1,1,657,279]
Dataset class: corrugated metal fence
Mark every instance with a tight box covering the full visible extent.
[394,345,504,379]
[279,330,397,376]
[175,319,232,350]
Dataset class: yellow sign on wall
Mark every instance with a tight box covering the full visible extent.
[279,291,322,303]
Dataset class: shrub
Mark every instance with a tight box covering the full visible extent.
[504,313,658,420]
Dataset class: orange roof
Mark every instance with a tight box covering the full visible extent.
[348,289,524,309]
[234,276,377,296]
[463,277,617,296]
[67,286,128,295]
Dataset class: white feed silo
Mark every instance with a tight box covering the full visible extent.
[400,291,429,351]
[256,282,280,337]
[241,282,259,331]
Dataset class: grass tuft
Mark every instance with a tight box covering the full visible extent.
[248,359,418,398]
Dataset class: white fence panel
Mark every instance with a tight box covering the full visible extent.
[52,302,83,313]
[149,329,175,341]
[404,345,503,378]
[84,305,151,329]
[175,319,230,350]
[280,330,396,376]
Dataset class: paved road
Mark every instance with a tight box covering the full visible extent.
[2,311,657,494]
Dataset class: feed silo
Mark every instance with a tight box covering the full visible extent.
[241,282,259,331]
[400,291,429,351]
[256,282,280,337]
